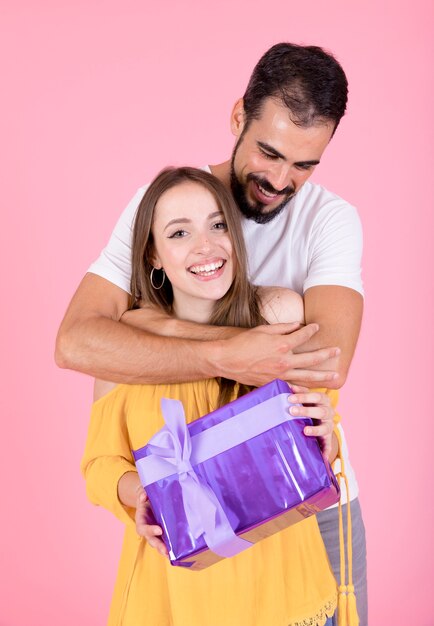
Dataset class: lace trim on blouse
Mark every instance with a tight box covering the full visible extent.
[290,594,337,626]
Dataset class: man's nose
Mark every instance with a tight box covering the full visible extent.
[268,163,291,192]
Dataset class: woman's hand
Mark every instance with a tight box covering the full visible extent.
[287,391,336,461]
[135,486,169,558]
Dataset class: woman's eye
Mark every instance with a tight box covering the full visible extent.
[168,229,187,239]
[212,221,228,231]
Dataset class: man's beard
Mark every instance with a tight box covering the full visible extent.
[230,148,295,225]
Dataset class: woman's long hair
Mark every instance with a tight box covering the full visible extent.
[129,166,266,406]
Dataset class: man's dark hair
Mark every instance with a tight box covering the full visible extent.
[243,42,348,132]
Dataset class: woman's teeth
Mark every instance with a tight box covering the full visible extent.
[190,260,224,276]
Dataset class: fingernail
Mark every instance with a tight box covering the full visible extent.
[289,406,300,416]
[304,427,312,435]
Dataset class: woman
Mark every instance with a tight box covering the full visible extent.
[82,167,338,626]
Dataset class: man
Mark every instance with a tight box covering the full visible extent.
[56,43,367,623]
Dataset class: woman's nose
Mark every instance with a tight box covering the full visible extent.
[194,234,211,252]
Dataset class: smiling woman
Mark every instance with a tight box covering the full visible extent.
[82,167,339,626]
[129,167,267,406]
[150,181,234,322]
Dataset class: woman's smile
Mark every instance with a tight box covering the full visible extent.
[188,258,226,279]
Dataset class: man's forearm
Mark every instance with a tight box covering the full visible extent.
[120,307,241,341]
[119,290,361,389]
[56,312,340,387]
[56,314,219,383]
[55,275,340,386]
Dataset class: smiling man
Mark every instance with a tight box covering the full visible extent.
[227,99,333,224]
[56,43,367,624]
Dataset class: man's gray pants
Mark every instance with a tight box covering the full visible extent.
[317,498,368,626]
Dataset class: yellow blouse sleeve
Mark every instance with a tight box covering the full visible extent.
[80,386,137,529]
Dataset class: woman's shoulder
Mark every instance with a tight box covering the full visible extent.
[91,382,130,410]
[256,286,304,325]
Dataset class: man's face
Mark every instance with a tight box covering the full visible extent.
[230,98,334,224]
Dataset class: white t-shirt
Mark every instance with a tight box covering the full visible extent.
[88,167,363,504]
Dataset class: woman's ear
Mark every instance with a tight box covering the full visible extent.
[230,98,246,138]
[150,258,163,271]
[149,247,163,270]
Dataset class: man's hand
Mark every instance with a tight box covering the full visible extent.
[214,323,340,387]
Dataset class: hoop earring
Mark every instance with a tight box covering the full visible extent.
[150,267,165,290]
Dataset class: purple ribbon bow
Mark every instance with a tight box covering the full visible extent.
[144,398,253,558]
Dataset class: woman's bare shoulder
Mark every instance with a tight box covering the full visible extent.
[93,379,118,402]
[257,286,304,325]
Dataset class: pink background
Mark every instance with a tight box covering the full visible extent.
[1,1,433,624]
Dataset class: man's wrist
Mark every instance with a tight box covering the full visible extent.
[200,339,228,379]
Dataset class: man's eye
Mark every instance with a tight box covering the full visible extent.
[295,164,314,171]
[260,149,278,160]
[168,229,187,239]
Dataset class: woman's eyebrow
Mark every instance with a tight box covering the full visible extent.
[164,211,224,231]
[208,211,224,220]
[164,217,191,231]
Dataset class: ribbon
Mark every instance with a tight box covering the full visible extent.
[142,398,253,557]
[135,392,303,559]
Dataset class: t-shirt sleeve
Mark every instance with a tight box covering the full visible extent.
[87,186,147,294]
[303,200,364,296]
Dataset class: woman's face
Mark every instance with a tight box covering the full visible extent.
[151,181,234,322]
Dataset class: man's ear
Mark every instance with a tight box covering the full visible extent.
[230,98,246,138]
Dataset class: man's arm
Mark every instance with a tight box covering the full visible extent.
[117,285,362,389]
[55,273,340,386]
[56,273,223,383]
[287,194,364,389]
[293,285,363,389]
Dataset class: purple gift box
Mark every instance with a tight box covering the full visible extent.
[133,379,340,570]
